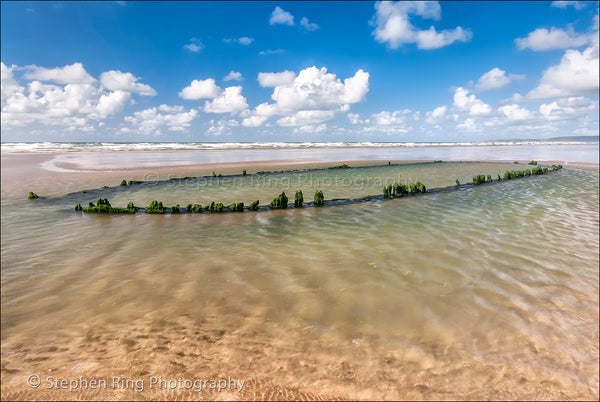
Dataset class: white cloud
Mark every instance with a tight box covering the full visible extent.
[23,62,96,84]
[371,1,472,50]
[96,90,131,118]
[372,110,408,125]
[224,37,254,45]
[270,6,294,26]
[204,86,248,114]
[1,62,24,101]
[271,66,369,112]
[2,62,161,132]
[551,1,587,10]
[242,115,268,127]
[424,105,447,124]
[259,49,285,56]
[99,70,156,96]
[224,71,242,82]
[245,66,369,127]
[475,68,512,91]
[457,118,477,131]
[300,17,319,31]
[238,37,254,46]
[498,104,533,121]
[515,27,591,51]
[206,118,239,136]
[539,97,598,120]
[347,113,363,125]
[527,44,599,99]
[178,78,221,100]
[453,87,491,115]
[124,105,197,135]
[293,124,327,134]
[277,110,338,126]
[184,38,205,53]
[257,71,296,87]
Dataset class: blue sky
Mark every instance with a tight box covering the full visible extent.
[1,1,598,142]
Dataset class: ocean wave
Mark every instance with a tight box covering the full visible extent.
[2,140,598,153]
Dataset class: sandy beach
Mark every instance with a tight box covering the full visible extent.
[1,146,599,401]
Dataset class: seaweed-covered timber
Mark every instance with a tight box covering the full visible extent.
[394,183,409,196]
[84,198,135,214]
[120,180,127,186]
[71,162,564,215]
[473,175,486,185]
[295,190,304,207]
[207,201,224,213]
[328,164,351,169]
[528,160,538,165]
[128,180,143,185]
[230,202,244,212]
[314,190,325,206]
[383,184,393,199]
[269,192,288,209]
[146,200,165,214]
[28,191,39,199]
[242,169,247,176]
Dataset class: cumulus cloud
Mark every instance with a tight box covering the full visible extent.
[224,71,242,82]
[372,110,409,125]
[1,62,155,131]
[424,105,447,124]
[178,78,221,100]
[539,96,598,120]
[23,62,96,84]
[123,105,197,135]
[100,70,157,95]
[257,71,296,87]
[475,68,514,91]
[204,86,248,114]
[270,6,294,26]
[292,124,327,135]
[526,44,599,99]
[245,66,369,127]
[300,17,319,31]
[206,118,239,136]
[515,27,591,51]
[371,1,472,50]
[498,104,533,121]
[453,87,491,115]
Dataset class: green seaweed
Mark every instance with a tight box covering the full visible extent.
[207,201,224,213]
[473,175,486,185]
[171,204,181,214]
[84,198,134,214]
[294,190,304,207]
[487,175,492,182]
[120,180,127,186]
[230,202,244,212]
[248,200,260,211]
[328,164,350,169]
[28,191,39,199]
[528,160,538,165]
[75,203,83,211]
[455,179,460,186]
[383,184,392,198]
[146,200,165,214]
[242,169,247,176]
[314,190,324,206]
[269,192,288,209]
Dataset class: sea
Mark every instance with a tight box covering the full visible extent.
[1,141,598,400]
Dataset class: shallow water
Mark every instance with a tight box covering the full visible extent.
[1,161,598,400]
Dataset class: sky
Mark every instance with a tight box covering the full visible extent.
[1,1,598,143]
